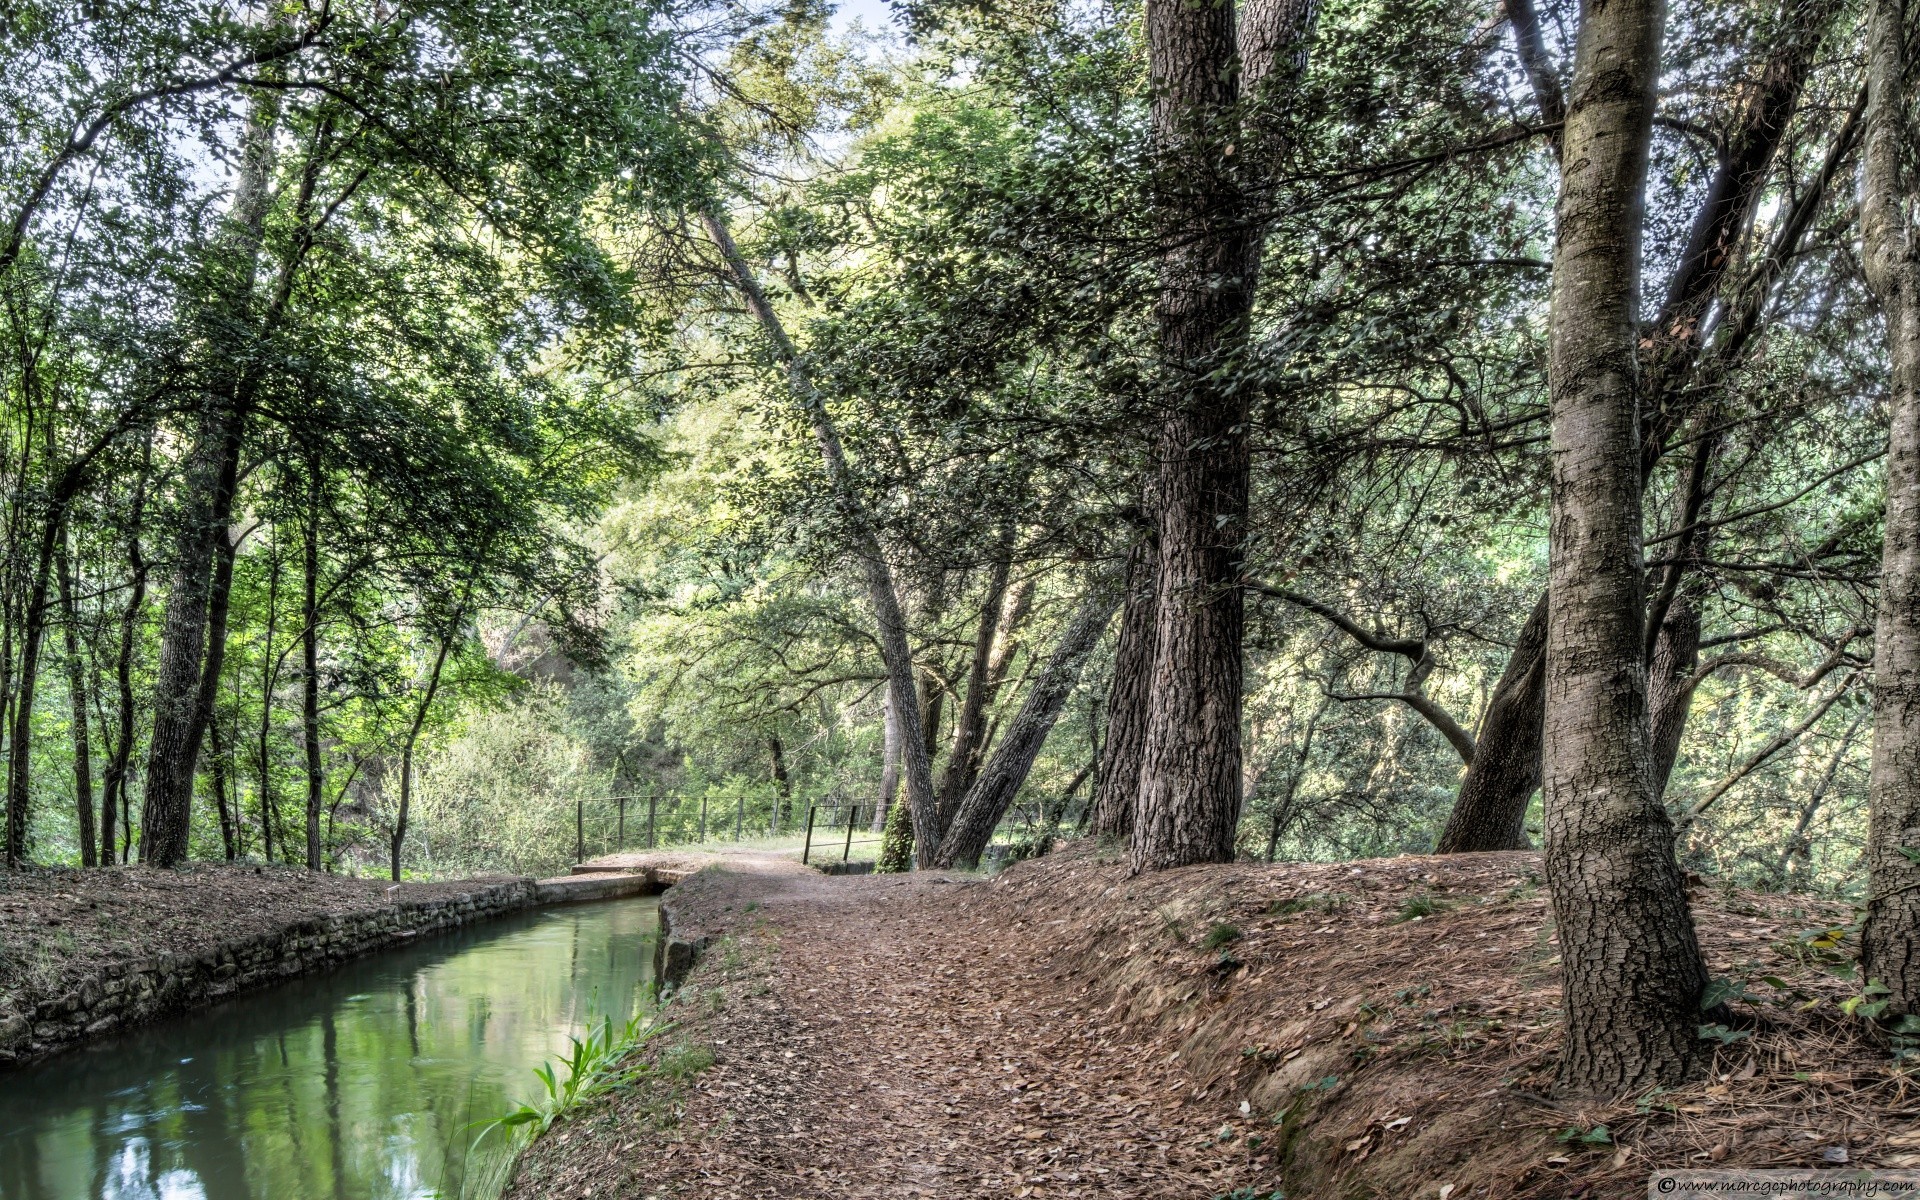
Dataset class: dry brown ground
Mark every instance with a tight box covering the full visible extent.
[511,845,1920,1200]
[0,862,522,1018]
[508,864,1283,1199]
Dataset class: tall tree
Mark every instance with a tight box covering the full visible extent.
[1541,0,1708,1093]
[1859,0,1920,1016]
[1130,0,1316,871]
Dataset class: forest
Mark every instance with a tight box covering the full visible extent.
[2,0,1919,1109]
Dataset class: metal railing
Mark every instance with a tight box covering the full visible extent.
[800,800,883,865]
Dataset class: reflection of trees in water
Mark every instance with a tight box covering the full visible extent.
[1,900,657,1200]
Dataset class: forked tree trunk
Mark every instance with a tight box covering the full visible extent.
[392,630,455,881]
[1089,539,1155,840]
[1859,0,1920,1018]
[937,552,1013,828]
[1542,0,1708,1094]
[1435,592,1547,852]
[1647,594,1703,800]
[934,581,1120,868]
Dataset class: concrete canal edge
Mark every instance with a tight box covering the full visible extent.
[4,869,686,1070]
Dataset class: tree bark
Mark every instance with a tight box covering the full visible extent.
[256,535,282,863]
[934,581,1120,868]
[937,552,1013,829]
[1089,539,1155,840]
[1542,0,1708,1094]
[1859,0,1920,1017]
[392,630,455,881]
[768,732,794,833]
[302,471,323,871]
[702,208,943,867]
[1436,592,1547,851]
[139,99,277,867]
[874,683,901,833]
[1647,593,1702,800]
[1131,0,1293,872]
[100,444,151,867]
[54,525,95,867]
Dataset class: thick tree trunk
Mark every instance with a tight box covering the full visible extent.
[139,102,276,867]
[1542,0,1707,1094]
[1860,0,1920,1018]
[1130,0,1265,873]
[1436,592,1547,852]
[1089,539,1155,840]
[54,526,95,866]
[934,581,1120,868]
[702,209,942,868]
[302,476,323,871]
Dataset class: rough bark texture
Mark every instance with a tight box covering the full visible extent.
[1089,540,1155,841]
[1132,0,1316,872]
[874,684,901,834]
[1436,592,1548,852]
[1859,0,1920,1017]
[934,582,1120,868]
[1647,594,1702,800]
[1542,0,1708,1095]
[702,209,943,869]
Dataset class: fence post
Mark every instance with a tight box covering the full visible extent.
[843,804,857,862]
[802,803,818,864]
[699,796,708,843]
[576,800,584,865]
[735,795,744,841]
[617,795,626,849]
[648,793,657,849]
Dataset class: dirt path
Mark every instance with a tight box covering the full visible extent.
[509,866,1280,1199]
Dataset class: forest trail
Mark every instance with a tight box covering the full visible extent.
[508,862,1281,1199]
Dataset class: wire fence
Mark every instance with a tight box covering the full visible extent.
[800,800,883,865]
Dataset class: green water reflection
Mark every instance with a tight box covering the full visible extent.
[0,898,657,1200]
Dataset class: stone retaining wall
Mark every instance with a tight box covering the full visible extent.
[0,878,536,1067]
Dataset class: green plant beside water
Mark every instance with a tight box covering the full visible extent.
[458,1012,673,1199]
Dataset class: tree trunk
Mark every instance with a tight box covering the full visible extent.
[937,553,1013,829]
[702,209,942,868]
[934,581,1120,868]
[139,100,277,867]
[392,630,455,881]
[1859,0,1920,1018]
[1089,538,1155,840]
[1647,593,1702,800]
[1131,0,1266,872]
[209,719,236,861]
[5,513,59,864]
[54,525,95,867]
[768,732,794,833]
[302,476,322,871]
[99,439,151,866]
[1436,592,1547,852]
[874,683,901,833]
[256,537,282,864]
[1542,0,1707,1094]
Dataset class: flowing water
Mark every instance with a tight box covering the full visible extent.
[0,897,658,1200]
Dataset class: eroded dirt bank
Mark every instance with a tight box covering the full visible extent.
[512,844,1917,1200]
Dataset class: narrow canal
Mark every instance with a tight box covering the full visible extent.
[0,897,659,1200]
